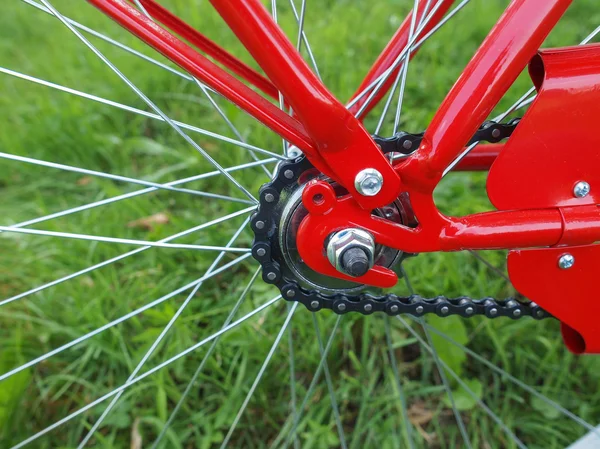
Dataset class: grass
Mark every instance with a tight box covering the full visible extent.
[1,0,600,448]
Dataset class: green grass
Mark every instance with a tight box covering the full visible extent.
[1,0,600,448]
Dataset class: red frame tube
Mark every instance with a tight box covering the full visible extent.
[88,0,597,260]
[130,0,280,101]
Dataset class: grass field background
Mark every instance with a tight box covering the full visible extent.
[1,0,600,448]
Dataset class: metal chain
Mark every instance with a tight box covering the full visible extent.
[251,123,550,320]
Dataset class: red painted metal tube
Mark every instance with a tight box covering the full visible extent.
[401,0,572,187]
[348,0,455,118]
[87,0,316,153]
[452,144,502,171]
[210,0,403,209]
[131,0,280,101]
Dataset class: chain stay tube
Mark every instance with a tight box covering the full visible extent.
[129,0,280,101]
[209,0,403,209]
[87,0,315,153]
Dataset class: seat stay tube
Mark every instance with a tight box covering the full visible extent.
[400,0,573,189]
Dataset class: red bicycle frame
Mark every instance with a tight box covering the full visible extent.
[87,0,600,351]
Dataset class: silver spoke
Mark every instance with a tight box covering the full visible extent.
[289,0,321,79]
[397,315,527,449]
[0,223,253,253]
[392,0,420,135]
[39,0,258,203]
[21,0,203,86]
[9,294,282,449]
[384,316,415,449]
[400,266,472,448]
[287,303,300,449]
[0,207,253,307]
[77,217,252,448]
[10,159,275,231]
[312,313,348,449]
[220,301,298,448]
[416,316,599,435]
[0,151,253,205]
[347,0,470,114]
[0,66,284,160]
[0,254,250,383]
[280,315,343,448]
[149,267,262,449]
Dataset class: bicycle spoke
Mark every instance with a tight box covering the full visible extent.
[312,313,348,449]
[0,67,285,160]
[392,0,420,135]
[0,207,253,307]
[348,0,470,114]
[396,315,527,449]
[9,159,275,231]
[414,316,599,435]
[220,301,297,448]
[0,254,250,383]
[149,267,262,449]
[40,0,258,203]
[400,266,472,448]
[289,0,321,79]
[384,316,415,449]
[287,302,300,449]
[0,224,253,253]
[22,0,202,85]
[280,315,343,448]
[468,250,509,282]
[9,294,282,449]
[0,151,253,205]
[77,217,252,448]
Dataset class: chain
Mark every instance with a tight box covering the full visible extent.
[250,122,550,320]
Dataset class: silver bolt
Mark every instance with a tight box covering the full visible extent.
[256,248,266,257]
[558,254,575,270]
[364,304,373,312]
[284,169,294,179]
[354,168,384,197]
[255,220,265,230]
[536,309,545,318]
[491,128,501,139]
[337,303,347,312]
[573,181,590,198]
[513,309,522,317]
[440,306,449,315]
[266,272,277,281]
[415,305,424,314]
[465,306,474,315]
[264,193,275,203]
[310,300,319,309]
[402,140,413,150]
[390,305,399,313]
[286,289,296,298]
[489,308,498,317]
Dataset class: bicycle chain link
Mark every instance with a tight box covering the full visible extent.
[250,120,550,320]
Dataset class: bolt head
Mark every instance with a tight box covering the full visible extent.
[310,300,320,309]
[489,308,498,317]
[264,193,275,203]
[513,309,522,317]
[354,168,383,197]
[326,228,375,277]
[440,306,449,315]
[573,181,591,198]
[284,169,294,179]
[465,306,474,315]
[256,248,266,257]
[558,253,575,269]
[402,140,413,150]
[266,272,277,281]
[415,305,424,314]
[337,303,347,312]
[363,303,373,312]
[286,289,296,298]
[255,220,265,230]
[390,305,399,313]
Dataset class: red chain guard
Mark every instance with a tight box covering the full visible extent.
[487,44,600,353]
[508,246,600,354]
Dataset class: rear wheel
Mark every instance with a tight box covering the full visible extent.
[1,1,600,448]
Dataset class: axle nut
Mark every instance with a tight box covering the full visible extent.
[326,228,375,277]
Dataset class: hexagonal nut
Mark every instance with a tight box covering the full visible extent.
[326,228,375,277]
